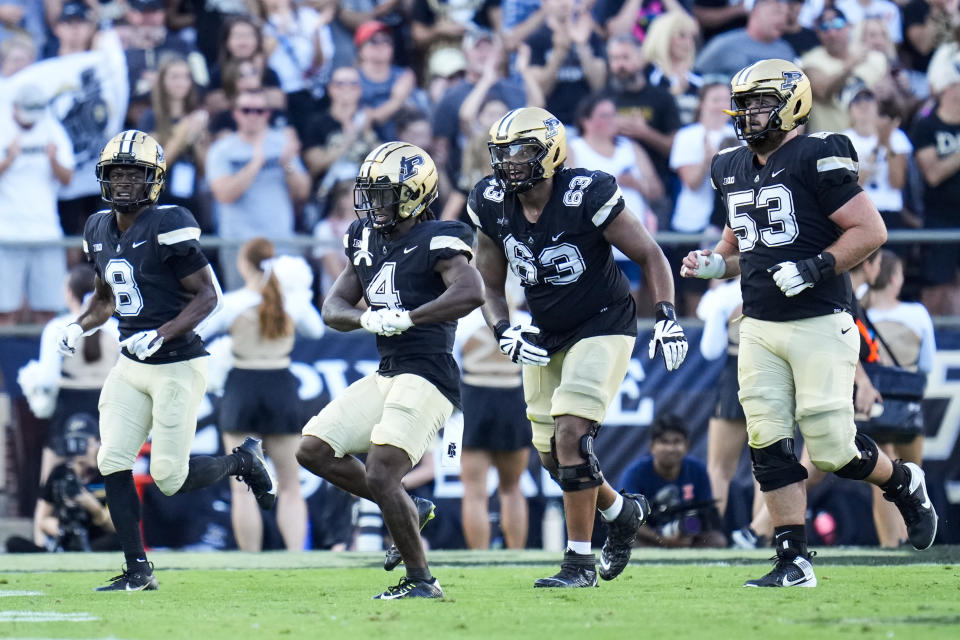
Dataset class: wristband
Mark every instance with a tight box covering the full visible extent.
[654,301,677,323]
[493,320,510,340]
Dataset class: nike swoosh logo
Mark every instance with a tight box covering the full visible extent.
[772,169,785,177]
[781,575,811,587]
[599,555,611,571]
[132,240,148,248]
[403,246,417,254]
[551,232,565,241]
[841,327,852,334]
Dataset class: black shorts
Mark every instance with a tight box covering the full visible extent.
[461,383,532,451]
[46,388,101,454]
[219,368,302,435]
[713,357,745,421]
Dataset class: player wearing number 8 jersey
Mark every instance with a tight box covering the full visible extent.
[468,106,688,588]
[297,142,485,600]
[681,59,937,588]
[61,130,277,592]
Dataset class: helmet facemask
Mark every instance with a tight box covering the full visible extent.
[726,91,786,144]
[96,161,162,213]
[488,138,547,193]
[354,177,403,233]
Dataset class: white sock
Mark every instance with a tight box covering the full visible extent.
[599,494,624,522]
[567,540,591,555]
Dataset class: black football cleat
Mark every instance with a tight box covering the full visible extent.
[534,551,598,588]
[598,492,649,580]
[384,496,436,571]
[744,553,817,588]
[372,577,444,600]
[234,437,277,510]
[885,462,938,550]
[94,563,159,592]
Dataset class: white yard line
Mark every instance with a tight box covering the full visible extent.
[0,611,98,622]
[0,590,44,596]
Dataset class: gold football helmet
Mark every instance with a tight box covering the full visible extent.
[488,107,566,193]
[96,130,166,210]
[355,141,438,232]
[724,59,812,142]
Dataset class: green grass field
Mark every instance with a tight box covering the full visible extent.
[2,548,958,640]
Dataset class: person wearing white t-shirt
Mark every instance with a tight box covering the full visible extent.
[842,89,916,234]
[864,250,936,547]
[0,83,75,324]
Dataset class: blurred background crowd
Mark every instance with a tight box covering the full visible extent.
[1,0,959,554]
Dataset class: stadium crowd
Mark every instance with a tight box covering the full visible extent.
[0,0,954,563]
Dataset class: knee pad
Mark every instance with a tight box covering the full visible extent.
[151,457,187,496]
[833,432,880,480]
[750,439,808,492]
[555,424,604,492]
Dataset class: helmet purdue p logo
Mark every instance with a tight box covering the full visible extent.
[781,71,804,91]
[399,155,423,182]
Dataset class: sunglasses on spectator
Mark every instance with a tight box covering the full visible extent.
[237,106,268,115]
[368,34,392,45]
[331,79,361,87]
[819,17,847,31]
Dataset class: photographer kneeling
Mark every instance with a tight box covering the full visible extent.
[7,415,118,553]
[619,414,726,548]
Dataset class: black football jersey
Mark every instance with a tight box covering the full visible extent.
[710,133,862,322]
[343,217,475,407]
[467,167,636,353]
[83,205,211,364]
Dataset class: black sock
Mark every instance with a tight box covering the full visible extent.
[103,471,148,571]
[176,454,242,494]
[880,461,909,496]
[406,567,433,583]
[773,524,807,559]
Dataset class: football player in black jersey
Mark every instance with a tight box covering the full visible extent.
[681,59,938,588]
[296,142,484,600]
[56,130,277,591]
[469,106,689,588]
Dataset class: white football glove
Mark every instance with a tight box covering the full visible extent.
[680,251,726,279]
[380,310,414,335]
[769,253,836,298]
[57,322,84,357]
[360,309,404,336]
[648,302,688,371]
[496,322,550,366]
[121,330,164,360]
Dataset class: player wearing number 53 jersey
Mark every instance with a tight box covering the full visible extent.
[681,59,937,589]
[297,142,484,600]
[469,107,688,589]
[60,130,276,592]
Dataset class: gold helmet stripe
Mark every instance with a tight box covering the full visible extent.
[496,109,522,140]
[118,129,138,156]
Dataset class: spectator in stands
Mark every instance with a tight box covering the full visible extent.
[410,0,499,54]
[138,54,211,230]
[301,65,380,195]
[456,305,532,551]
[431,28,528,199]
[640,10,703,126]
[620,413,726,548]
[199,238,324,551]
[0,31,35,77]
[912,52,960,315]
[836,0,903,45]
[210,57,288,139]
[500,0,544,50]
[801,6,888,134]
[43,1,97,61]
[448,94,510,221]
[842,90,916,239]
[0,83,74,325]
[694,0,795,82]
[569,93,662,231]
[902,0,960,72]
[693,0,748,43]
[312,178,355,297]
[352,20,416,142]
[207,88,310,290]
[595,0,685,42]
[782,0,819,56]
[0,0,25,43]
[261,0,335,138]
[864,250,937,548]
[606,34,680,220]
[205,15,285,116]
[853,17,920,116]
[526,0,607,126]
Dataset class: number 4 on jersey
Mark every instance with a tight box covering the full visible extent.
[367,262,402,309]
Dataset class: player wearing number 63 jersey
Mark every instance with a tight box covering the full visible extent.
[681,59,937,589]
[62,130,277,593]
[297,142,484,600]
[469,106,688,589]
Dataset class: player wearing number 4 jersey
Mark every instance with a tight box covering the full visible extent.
[61,130,277,592]
[297,142,484,600]
[681,59,937,588]
[468,106,688,588]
